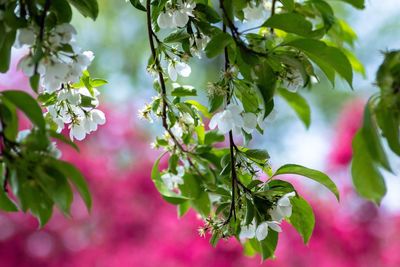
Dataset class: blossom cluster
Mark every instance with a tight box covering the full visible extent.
[239,192,295,241]
[209,103,264,135]
[157,0,196,29]
[14,23,106,141]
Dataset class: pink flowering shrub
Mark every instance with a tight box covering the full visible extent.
[1,62,400,267]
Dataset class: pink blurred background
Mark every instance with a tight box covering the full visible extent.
[1,56,400,267]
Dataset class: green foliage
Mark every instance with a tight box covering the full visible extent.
[278,88,311,128]
[351,50,400,204]
[67,0,99,20]
[274,164,340,201]
[0,90,92,225]
[288,196,315,244]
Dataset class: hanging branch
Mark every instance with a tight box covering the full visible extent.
[145,0,202,176]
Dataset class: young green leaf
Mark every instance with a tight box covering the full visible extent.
[205,32,233,58]
[285,39,353,87]
[351,131,387,205]
[2,90,46,131]
[263,13,312,37]
[53,160,92,211]
[67,0,99,20]
[360,103,392,172]
[280,0,295,11]
[129,0,146,11]
[273,164,340,201]
[278,88,311,128]
[259,230,279,261]
[288,196,315,244]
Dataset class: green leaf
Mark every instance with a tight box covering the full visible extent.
[38,166,73,215]
[29,74,40,93]
[254,61,277,118]
[0,31,16,73]
[67,0,99,20]
[244,149,270,162]
[51,0,73,23]
[0,190,18,212]
[361,103,391,172]
[177,201,191,217]
[53,160,92,211]
[376,104,400,156]
[179,174,200,199]
[205,31,233,58]
[129,0,146,11]
[164,29,190,43]
[280,0,295,11]
[90,78,108,87]
[274,164,340,201]
[19,180,53,227]
[278,88,311,128]
[0,101,19,141]
[351,131,387,205]
[285,39,353,87]
[185,100,211,118]
[2,90,46,131]
[195,4,221,23]
[288,196,315,244]
[263,13,312,37]
[204,130,225,145]
[337,0,365,9]
[259,230,279,261]
[191,190,210,217]
[48,131,79,151]
[0,164,18,212]
[171,85,197,97]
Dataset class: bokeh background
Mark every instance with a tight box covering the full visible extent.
[0,0,400,266]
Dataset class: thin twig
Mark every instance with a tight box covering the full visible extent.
[270,0,277,34]
[146,0,202,177]
[34,0,51,74]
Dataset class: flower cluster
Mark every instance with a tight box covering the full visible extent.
[239,192,296,241]
[45,86,106,141]
[161,166,185,190]
[209,103,262,135]
[14,23,106,141]
[243,0,272,22]
[157,0,196,29]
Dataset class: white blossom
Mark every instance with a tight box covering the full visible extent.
[161,166,185,190]
[255,221,282,241]
[239,221,256,240]
[209,104,244,134]
[157,11,174,29]
[168,61,191,81]
[14,28,36,48]
[270,191,296,222]
[190,34,210,58]
[243,5,265,22]
[157,0,196,29]
[242,112,258,133]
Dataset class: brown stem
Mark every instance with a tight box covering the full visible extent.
[34,0,51,74]
[270,0,277,34]
[146,0,202,177]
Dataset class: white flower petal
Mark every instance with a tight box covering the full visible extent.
[175,62,191,77]
[168,63,178,81]
[267,221,282,232]
[157,12,174,29]
[239,223,256,240]
[172,10,189,27]
[255,222,269,241]
[209,112,222,130]
[91,109,106,125]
